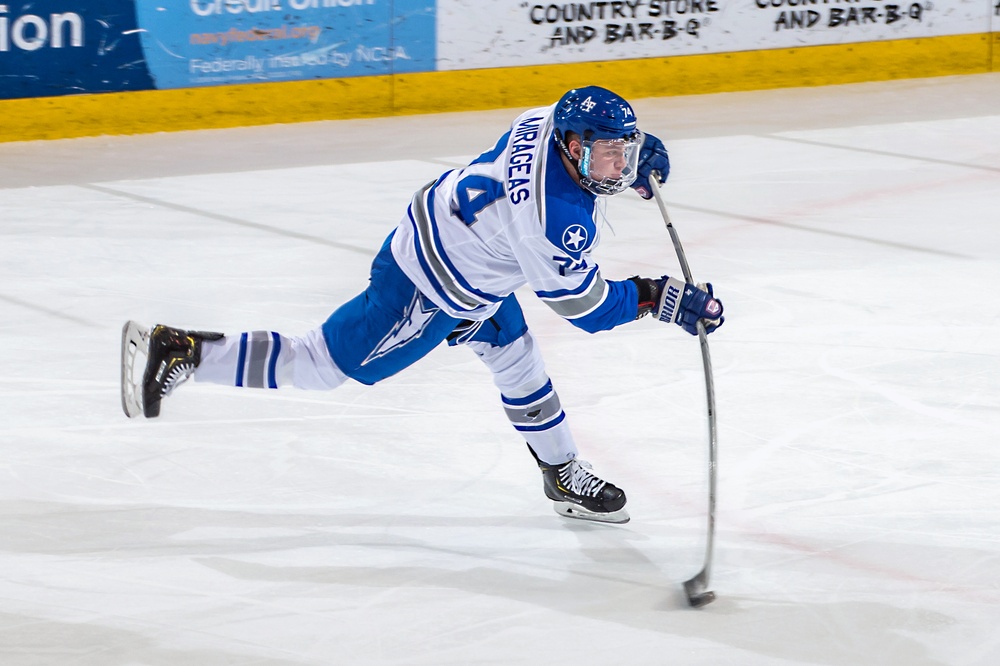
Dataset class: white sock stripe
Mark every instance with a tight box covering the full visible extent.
[246,331,273,389]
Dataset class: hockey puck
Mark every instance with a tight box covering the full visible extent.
[686,590,716,608]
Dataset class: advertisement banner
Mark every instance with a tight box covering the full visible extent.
[0,0,153,100]
[134,0,436,89]
[436,0,989,71]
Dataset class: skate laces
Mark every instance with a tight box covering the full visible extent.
[559,459,607,498]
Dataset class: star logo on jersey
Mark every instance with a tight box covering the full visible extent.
[562,224,589,253]
[362,291,439,366]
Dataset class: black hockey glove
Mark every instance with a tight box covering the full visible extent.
[629,276,724,335]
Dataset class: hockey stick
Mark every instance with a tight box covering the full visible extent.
[648,176,718,609]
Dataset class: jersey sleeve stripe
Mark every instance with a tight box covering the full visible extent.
[538,272,609,319]
[409,183,481,309]
[534,267,598,299]
[409,182,501,311]
[425,185,504,305]
[406,205,468,312]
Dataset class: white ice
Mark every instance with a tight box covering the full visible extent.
[1,74,998,665]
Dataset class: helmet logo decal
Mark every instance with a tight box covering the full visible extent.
[580,95,596,112]
[562,224,589,252]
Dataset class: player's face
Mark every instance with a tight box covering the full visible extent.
[565,132,642,196]
[586,139,629,181]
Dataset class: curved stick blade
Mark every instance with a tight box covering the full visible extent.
[684,573,716,608]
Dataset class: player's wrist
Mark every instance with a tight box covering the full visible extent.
[628,276,661,319]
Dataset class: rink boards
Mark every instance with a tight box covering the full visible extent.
[0,1,998,142]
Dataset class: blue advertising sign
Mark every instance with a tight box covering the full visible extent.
[134,0,436,89]
[0,0,154,100]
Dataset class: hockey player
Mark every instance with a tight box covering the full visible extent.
[121,86,724,524]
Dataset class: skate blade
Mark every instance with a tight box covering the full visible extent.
[121,320,149,418]
[553,502,630,524]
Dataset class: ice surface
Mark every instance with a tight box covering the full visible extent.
[1,74,998,665]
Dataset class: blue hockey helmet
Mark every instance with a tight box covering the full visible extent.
[554,86,643,196]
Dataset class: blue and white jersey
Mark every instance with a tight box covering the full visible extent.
[390,105,637,333]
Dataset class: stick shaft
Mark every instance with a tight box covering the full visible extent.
[648,178,718,597]
[650,183,695,283]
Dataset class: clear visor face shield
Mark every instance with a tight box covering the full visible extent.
[578,131,643,196]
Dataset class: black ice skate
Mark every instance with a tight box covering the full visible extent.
[531,448,629,524]
[120,321,223,418]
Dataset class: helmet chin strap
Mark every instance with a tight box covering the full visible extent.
[554,131,587,181]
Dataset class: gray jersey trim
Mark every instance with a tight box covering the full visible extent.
[541,273,609,319]
[410,182,485,310]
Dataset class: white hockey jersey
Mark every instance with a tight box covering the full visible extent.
[390,105,637,333]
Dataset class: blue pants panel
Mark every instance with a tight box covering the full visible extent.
[322,238,460,385]
[322,236,531,386]
[448,294,529,348]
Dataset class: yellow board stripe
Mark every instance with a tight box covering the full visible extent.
[0,32,995,144]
